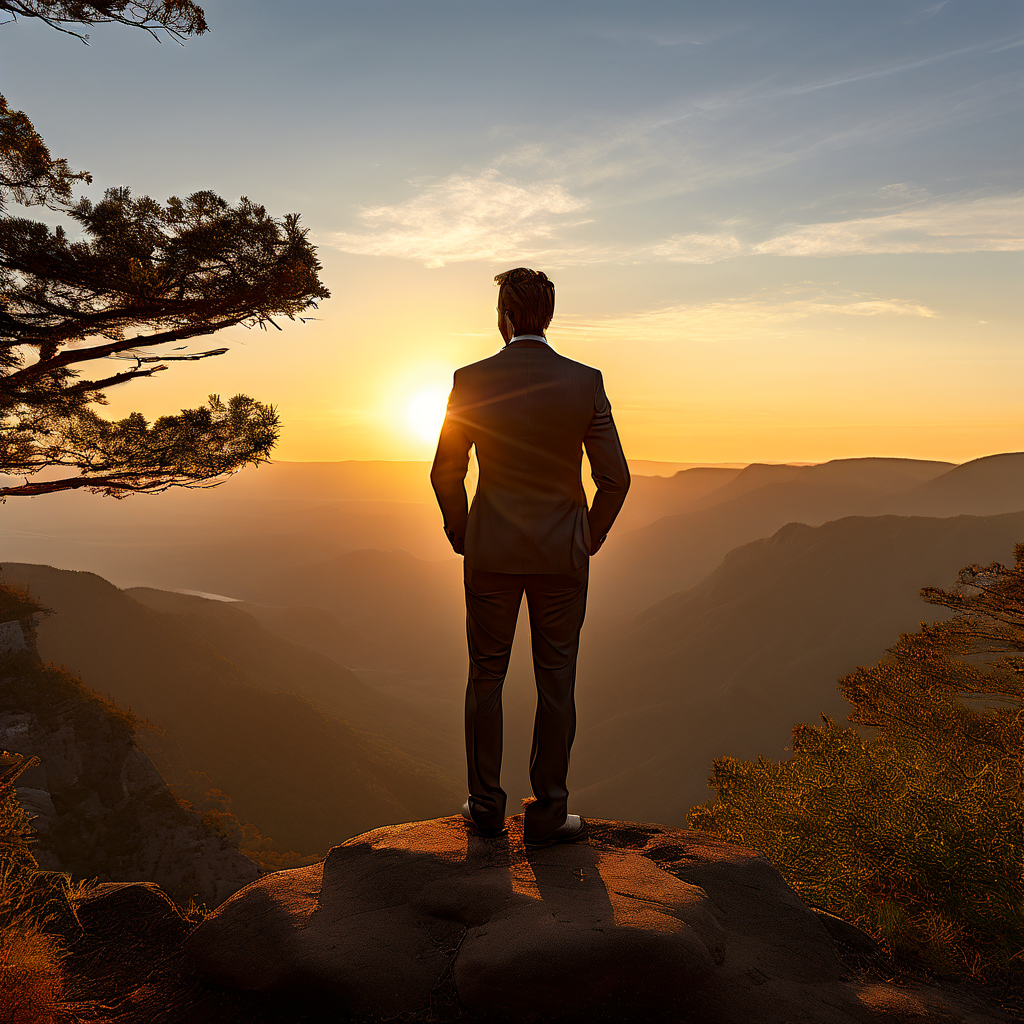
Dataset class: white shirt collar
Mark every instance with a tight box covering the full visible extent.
[509,334,549,345]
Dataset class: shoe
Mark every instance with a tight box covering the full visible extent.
[461,800,507,839]
[524,814,587,848]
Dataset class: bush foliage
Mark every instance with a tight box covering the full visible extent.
[689,543,1024,984]
[0,753,73,1024]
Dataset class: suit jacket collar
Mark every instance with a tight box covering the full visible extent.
[503,339,552,351]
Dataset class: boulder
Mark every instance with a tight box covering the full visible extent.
[188,816,1006,1022]
[75,881,193,948]
[0,619,28,656]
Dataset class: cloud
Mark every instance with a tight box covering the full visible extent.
[871,182,932,205]
[763,35,1024,100]
[645,233,745,263]
[328,169,588,268]
[754,195,1024,256]
[328,168,1023,267]
[487,25,1024,212]
[551,292,937,346]
[327,169,749,267]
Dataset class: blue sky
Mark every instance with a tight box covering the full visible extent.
[2,0,1021,462]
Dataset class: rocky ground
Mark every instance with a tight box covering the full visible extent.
[51,817,1020,1024]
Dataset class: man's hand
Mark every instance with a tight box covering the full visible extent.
[446,526,466,555]
[589,533,607,556]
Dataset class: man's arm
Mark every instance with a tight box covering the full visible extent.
[584,371,630,555]
[430,375,472,555]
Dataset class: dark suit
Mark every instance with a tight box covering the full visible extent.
[431,339,629,840]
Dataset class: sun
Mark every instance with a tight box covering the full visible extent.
[405,387,449,442]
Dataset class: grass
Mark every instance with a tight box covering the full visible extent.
[0,792,75,1024]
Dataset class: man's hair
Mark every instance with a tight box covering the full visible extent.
[494,268,555,334]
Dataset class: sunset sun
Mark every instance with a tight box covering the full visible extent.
[405,387,449,442]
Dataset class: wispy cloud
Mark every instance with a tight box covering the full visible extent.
[754,194,1024,256]
[328,172,1023,267]
[327,169,588,268]
[488,30,1024,209]
[326,169,749,267]
[551,292,937,346]
[645,233,745,262]
[764,35,1024,99]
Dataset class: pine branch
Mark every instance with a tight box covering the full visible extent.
[3,322,242,384]
[62,364,167,393]
[0,471,219,496]
[0,1,208,42]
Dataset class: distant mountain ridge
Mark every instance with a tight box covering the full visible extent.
[896,451,1024,515]
[572,509,1024,825]
[592,455,1004,617]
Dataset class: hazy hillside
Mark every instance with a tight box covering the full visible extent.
[0,462,452,592]
[896,451,1024,516]
[124,588,437,732]
[216,549,468,685]
[231,601,380,672]
[2,564,463,854]
[592,457,958,617]
[611,466,742,533]
[571,510,1024,826]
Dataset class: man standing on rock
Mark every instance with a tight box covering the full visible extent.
[431,268,630,848]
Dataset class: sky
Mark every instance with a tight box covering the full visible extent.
[2,0,1022,464]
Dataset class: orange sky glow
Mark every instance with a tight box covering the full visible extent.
[20,1,1016,471]
[100,250,1022,468]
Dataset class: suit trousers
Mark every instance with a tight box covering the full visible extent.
[463,563,589,841]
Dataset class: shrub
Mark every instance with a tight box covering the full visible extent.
[0,759,71,1024]
[0,916,66,1024]
[689,544,1024,985]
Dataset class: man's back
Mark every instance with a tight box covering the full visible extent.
[432,266,628,847]
[431,339,629,574]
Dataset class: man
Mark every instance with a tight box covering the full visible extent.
[431,267,630,848]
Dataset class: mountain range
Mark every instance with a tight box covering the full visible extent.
[3,451,1024,857]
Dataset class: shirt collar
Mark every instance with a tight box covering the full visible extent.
[508,334,549,345]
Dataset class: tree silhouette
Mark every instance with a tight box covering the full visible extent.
[0,0,330,497]
[0,1,207,42]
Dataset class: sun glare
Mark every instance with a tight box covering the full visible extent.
[406,387,449,442]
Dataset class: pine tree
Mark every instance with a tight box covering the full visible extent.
[689,544,1024,983]
[0,1,330,497]
[0,2,207,43]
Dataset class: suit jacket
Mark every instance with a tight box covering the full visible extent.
[430,339,630,573]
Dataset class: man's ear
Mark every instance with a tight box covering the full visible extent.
[499,310,514,343]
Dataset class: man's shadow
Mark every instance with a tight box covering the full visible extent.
[520,825,616,926]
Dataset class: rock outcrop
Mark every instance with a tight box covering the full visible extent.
[0,624,259,906]
[188,815,1007,1023]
